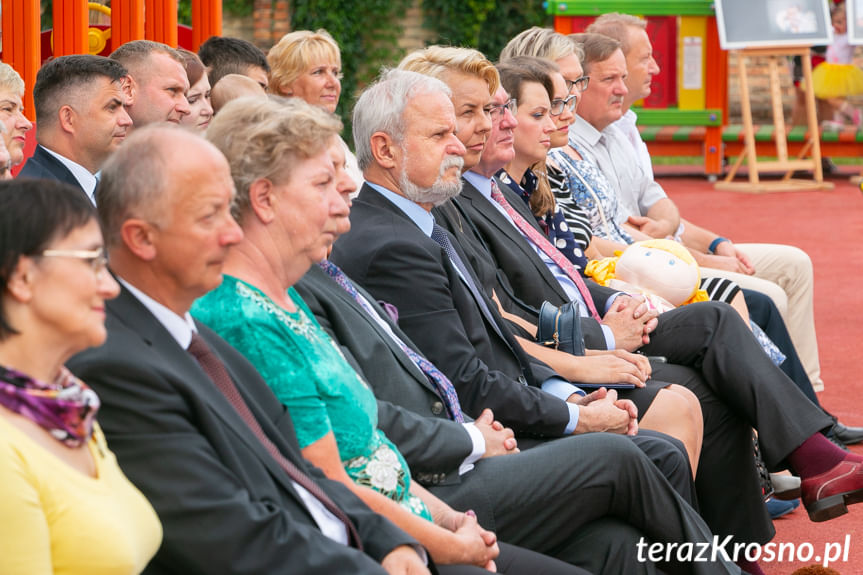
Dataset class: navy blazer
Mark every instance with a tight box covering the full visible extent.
[18,145,87,195]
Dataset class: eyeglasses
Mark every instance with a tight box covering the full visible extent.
[565,75,590,93]
[39,247,109,275]
[550,94,578,116]
[488,98,517,121]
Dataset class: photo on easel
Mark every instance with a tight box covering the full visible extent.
[716,0,833,49]
[848,0,863,44]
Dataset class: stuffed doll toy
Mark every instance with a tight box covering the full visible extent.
[585,238,709,312]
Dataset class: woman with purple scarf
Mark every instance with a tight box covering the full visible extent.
[0,179,161,574]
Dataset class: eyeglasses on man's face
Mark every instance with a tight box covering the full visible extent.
[488,98,517,122]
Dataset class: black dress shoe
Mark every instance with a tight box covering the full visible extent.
[833,422,863,446]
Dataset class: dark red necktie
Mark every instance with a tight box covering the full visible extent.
[187,332,363,550]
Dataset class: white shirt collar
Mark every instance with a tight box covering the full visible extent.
[118,277,198,349]
[569,114,603,147]
[365,181,435,237]
[40,146,98,205]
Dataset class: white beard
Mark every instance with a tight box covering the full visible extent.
[399,154,464,207]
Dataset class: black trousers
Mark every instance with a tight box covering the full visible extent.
[431,433,739,575]
[640,301,833,544]
[439,541,591,575]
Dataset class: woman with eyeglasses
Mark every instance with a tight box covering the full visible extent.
[0,179,162,574]
[494,56,590,269]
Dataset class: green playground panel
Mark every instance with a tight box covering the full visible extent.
[634,108,723,126]
[547,0,714,16]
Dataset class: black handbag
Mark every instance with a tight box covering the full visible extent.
[536,301,586,356]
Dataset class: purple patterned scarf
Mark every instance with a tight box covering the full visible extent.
[0,365,100,447]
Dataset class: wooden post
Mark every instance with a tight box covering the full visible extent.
[715,46,832,193]
[112,0,146,50]
[192,0,222,51]
[53,0,89,56]
[146,0,178,47]
[1,0,40,121]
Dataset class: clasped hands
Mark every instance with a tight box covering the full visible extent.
[600,294,659,352]
[570,387,638,436]
[474,408,518,457]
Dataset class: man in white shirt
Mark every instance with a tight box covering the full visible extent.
[573,23,825,393]
[19,55,132,204]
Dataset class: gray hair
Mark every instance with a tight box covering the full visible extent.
[0,63,25,96]
[500,27,583,63]
[586,13,646,55]
[352,68,451,171]
[206,95,342,219]
[97,125,196,248]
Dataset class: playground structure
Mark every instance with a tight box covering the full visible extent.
[549,0,863,180]
[1,0,222,122]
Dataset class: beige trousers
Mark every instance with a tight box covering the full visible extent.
[703,243,822,389]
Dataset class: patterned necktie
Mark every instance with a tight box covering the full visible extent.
[187,332,363,550]
[318,260,465,423]
[489,179,601,321]
[429,223,509,342]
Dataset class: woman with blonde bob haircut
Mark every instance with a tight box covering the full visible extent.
[267,29,362,187]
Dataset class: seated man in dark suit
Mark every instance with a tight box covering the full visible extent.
[109,40,191,128]
[330,67,863,574]
[19,55,131,203]
[297,139,724,575]
[67,125,428,574]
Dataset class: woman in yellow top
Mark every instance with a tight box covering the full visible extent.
[0,179,162,574]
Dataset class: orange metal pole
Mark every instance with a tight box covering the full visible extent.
[192,0,221,51]
[112,0,146,51]
[704,16,727,176]
[2,0,40,121]
[53,0,89,56]
[145,0,178,47]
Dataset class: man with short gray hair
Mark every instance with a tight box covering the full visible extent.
[582,16,831,401]
[332,69,746,575]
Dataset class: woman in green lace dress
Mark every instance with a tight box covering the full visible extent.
[192,96,532,572]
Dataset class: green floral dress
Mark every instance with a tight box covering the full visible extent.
[193,276,431,520]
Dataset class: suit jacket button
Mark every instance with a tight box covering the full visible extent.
[431,401,444,415]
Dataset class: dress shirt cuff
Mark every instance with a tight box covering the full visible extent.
[600,293,627,351]
[541,377,583,434]
[458,423,487,475]
[600,324,616,350]
[603,292,627,314]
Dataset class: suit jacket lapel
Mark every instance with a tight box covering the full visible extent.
[459,179,571,303]
[312,266,440,397]
[31,146,87,192]
[107,286,307,497]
